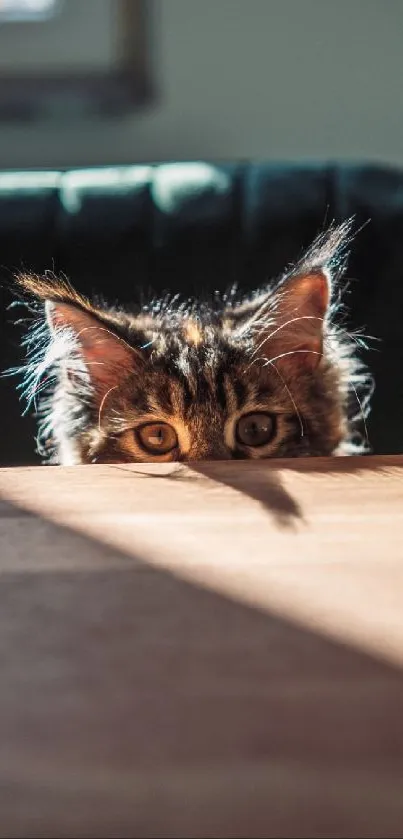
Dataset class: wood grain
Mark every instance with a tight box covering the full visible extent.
[0,456,402,838]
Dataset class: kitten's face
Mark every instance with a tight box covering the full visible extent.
[78,317,345,465]
[17,223,371,464]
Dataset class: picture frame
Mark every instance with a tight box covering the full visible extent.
[0,0,155,120]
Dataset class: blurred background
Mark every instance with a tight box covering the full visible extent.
[1,0,403,169]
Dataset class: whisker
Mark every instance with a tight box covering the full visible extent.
[263,348,321,366]
[263,314,324,343]
[250,315,325,360]
[244,347,321,384]
[98,385,119,432]
[349,382,370,447]
[266,360,304,438]
[344,329,379,349]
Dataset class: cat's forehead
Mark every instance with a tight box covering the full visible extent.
[149,313,217,343]
[135,352,275,426]
[132,314,261,399]
[123,311,297,420]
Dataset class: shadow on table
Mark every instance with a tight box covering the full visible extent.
[111,454,398,532]
[111,461,303,529]
[180,454,396,528]
[189,461,303,528]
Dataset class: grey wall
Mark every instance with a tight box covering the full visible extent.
[1,0,403,170]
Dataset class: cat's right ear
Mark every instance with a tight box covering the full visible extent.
[45,299,141,396]
[17,273,141,400]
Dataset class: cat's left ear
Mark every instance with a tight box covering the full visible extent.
[247,269,330,373]
[229,220,354,374]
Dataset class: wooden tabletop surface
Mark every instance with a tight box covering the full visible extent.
[0,456,403,838]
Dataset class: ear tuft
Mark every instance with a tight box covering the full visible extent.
[16,272,91,311]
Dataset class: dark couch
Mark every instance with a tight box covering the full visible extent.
[1,161,402,465]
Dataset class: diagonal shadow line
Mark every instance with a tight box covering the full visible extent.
[1,494,403,838]
[109,462,303,529]
[110,455,402,531]
[186,455,403,526]
[188,462,303,528]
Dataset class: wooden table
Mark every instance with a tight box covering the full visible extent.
[0,456,403,838]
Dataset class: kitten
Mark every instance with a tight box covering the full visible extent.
[12,221,372,465]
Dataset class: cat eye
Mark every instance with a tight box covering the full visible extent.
[136,422,178,455]
[236,412,275,448]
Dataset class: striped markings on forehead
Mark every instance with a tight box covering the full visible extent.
[183,318,203,347]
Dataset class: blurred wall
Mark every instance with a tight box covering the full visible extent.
[1,0,403,169]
